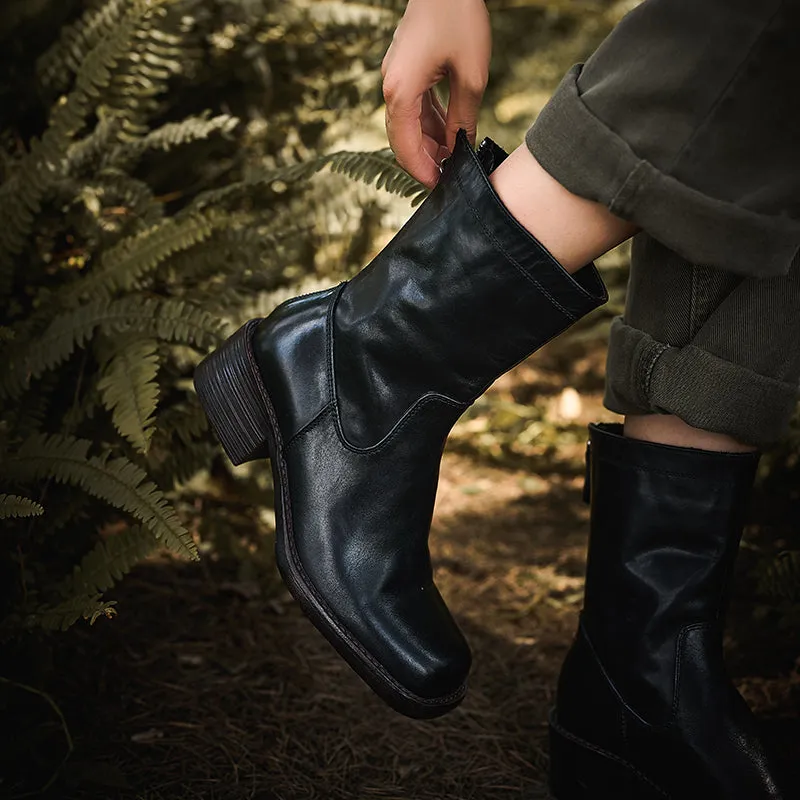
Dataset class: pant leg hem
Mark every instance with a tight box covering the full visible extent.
[525,64,800,279]
[604,318,799,447]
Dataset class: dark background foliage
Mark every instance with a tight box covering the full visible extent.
[0,1,797,798]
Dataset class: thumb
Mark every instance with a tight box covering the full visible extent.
[444,73,486,153]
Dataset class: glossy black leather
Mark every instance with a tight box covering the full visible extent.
[555,422,791,798]
[254,287,336,443]
[334,132,607,447]
[251,129,607,711]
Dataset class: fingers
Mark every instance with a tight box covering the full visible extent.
[429,89,447,123]
[381,0,491,188]
[384,67,487,187]
[423,90,450,165]
[383,74,443,189]
[421,89,447,149]
[444,69,488,154]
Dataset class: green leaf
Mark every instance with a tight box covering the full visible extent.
[69,210,238,303]
[1,296,225,399]
[0,0,173,296]
[758,550,800,603]
[97,337,160,454]
[0,493,45,519]
[106,112,239,167]
[192,148,427,210]
[30,595,118,632]
[3,433,198,560]
[58,524,158,599]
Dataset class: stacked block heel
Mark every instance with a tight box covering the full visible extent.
[548,713,667,800]
[193,319,271,466]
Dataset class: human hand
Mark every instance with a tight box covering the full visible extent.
[381,0,491,189]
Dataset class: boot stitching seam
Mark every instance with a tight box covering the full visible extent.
[578,621,670,731]
[454,170,578,322]
[326,282,467,454]
[287,393,465,456]
[620,706,628,747]
[551,717,670,798]
[284,401,335,449]
[672,622,709,723]
[460,139,606,306]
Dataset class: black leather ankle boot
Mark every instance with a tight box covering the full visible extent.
[549,422,791,798]
[194,129,607,718]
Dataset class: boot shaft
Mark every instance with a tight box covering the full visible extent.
[334,130,607,447]
[549,426,792,798]
[582,422,759,721]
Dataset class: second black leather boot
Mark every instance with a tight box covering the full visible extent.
[549,422,791,799]
[194,130,607,718]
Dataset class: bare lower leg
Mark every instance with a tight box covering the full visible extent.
[489,144,638,273]
[488,146,753,453]
[624,414,758,453]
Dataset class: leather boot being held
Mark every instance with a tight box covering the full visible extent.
[549,422,791,799]
[194,130,607,718]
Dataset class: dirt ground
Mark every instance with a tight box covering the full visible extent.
[7,354,798,800]
[46,451,588,800]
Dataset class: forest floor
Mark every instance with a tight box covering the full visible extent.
[23,347,800,800]
[6,4,797,798]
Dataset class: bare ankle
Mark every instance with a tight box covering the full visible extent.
[489,143,638,273]
[623,414,758,453]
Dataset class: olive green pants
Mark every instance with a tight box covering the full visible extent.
[525,0,800,446]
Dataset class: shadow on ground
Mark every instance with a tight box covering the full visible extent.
[5,447,798,800]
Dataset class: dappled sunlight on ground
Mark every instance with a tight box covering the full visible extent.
[28,364,797,799]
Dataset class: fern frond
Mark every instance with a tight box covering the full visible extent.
[36,0,130,92]
[145,398,213,486]
[192,148,426,210]
[65,112,123,175]
[31,595,118,632]
[190,157,324,209]
[758,550,800,603]
[0,373,56,438]
[107,112,239,167]
[58,524,158,599]
[103,5,189,139]
[2,297,225,398]
[326,149,426,200]
[49,170,162,253]
[154,399,208,446]
[96,337,160,454]
[166,217,310,288]
[85,168,163,228]
[297,1,397,28]
[2,433,197,559]
[67,210,238,303]
[0,0,172,295]
[0,494,45,519]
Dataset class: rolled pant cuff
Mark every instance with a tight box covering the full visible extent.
[603,317,799,447]
[525,65,800,279]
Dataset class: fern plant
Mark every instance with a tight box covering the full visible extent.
[0,0,421,634]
